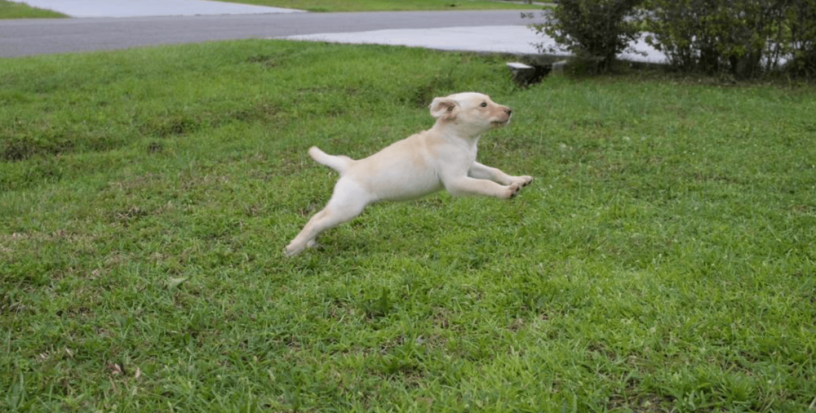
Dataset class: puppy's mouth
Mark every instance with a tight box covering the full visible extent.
[491,118,511,127]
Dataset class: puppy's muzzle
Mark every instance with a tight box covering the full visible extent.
[492,107,513,126]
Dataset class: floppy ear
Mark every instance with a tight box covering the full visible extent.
[429,97,458,120]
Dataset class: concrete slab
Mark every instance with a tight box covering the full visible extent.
[8,0,304,18]
[280,26,667,64]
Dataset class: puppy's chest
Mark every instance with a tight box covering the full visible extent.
[424,136,478,170]
[467,147,479,163]
[457,145,479,167]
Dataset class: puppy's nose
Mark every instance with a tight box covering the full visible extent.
[505,108,513,115]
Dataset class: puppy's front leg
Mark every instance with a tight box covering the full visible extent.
[444,176,521,199]
[469,162,533,187]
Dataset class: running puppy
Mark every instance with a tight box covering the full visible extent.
[285,92,533,256]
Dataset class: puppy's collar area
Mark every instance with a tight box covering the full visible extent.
[431,122,481,141]
[433,125,483,147]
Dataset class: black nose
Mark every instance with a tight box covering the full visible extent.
[506,108,513,115]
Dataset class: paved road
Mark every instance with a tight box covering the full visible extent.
[0,10,541,58]
[8,0,303,18]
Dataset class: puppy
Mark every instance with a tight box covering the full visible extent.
[285,92,533,256]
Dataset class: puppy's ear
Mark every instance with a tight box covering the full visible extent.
[430,97,458,120]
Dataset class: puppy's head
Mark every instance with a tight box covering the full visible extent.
[430,92,512,136]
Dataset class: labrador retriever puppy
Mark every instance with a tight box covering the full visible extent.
[285,92,533,256]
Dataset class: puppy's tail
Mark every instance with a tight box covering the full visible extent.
[309,146,354,174]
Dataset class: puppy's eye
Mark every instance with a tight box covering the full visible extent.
[480,102,487,108]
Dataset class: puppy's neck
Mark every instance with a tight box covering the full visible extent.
[431,120,482,144]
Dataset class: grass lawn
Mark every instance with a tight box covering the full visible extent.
[0,0,64,19]
[217,0,537,12]
[1,40,815,411]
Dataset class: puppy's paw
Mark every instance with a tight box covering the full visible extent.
[513,175,534,187]
[284,242,305,257]
[503,182,522,199]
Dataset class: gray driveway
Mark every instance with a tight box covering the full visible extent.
[0,11,541,58]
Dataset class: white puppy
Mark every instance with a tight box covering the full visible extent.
[285,92,533,256]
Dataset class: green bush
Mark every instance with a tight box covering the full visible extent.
[644,0,782,77]
[528,0,644,70]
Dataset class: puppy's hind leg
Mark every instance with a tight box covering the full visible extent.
[285,179,371,256]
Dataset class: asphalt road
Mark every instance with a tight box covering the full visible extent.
[0,10,541,58]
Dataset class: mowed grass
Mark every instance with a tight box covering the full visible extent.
[217,0,536,12]
[1,40,815,412]
[0,0,64,19]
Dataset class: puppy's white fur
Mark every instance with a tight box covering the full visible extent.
[285,92,533,256]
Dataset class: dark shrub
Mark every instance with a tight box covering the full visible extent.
[528,0,645,71]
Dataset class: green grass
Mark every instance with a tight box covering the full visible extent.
[1,40,815,412]
[0,0,64,19]
[218,0,537,12]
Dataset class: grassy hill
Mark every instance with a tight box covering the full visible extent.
[1,40,814,411]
